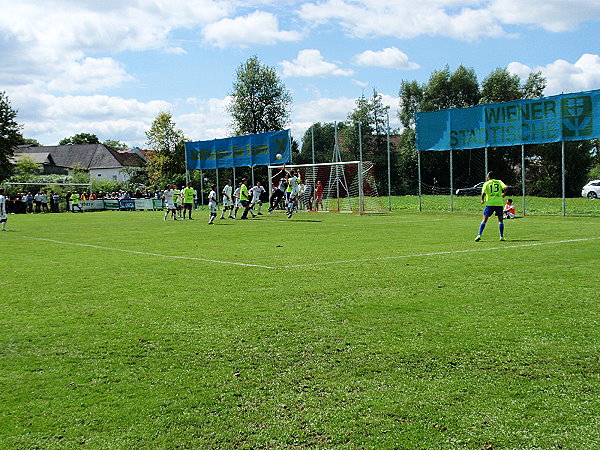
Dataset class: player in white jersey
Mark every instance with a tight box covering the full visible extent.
[163,185,177,220]
[208,185,218,224]
[0,188,7,231]
[220,179,234,219]
[250,181,265,215]
[232,183,241,219]
[286,170,300,218]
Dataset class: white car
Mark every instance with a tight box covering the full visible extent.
[581,180,600,199]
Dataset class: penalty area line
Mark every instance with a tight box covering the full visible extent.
[23,237,277,269]
[280,237,600,269]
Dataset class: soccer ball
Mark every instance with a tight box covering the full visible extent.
[276,153,283,160]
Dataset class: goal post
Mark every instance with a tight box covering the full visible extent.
[267,160,386,214]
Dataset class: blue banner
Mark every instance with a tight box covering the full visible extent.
[185,130,291,170]
[416,89,600,151]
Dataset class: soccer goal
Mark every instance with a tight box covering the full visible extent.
[267,160,386,214]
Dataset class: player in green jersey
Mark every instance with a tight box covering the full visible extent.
[182,184,195,219]
[475,171,507,241]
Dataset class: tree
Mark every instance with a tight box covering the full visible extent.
[19,137,41,147]
[521,71,546,99]
[10,155,41,182]
[398,80,423,129]
[59,133,100,145]
[479,68,522,104]
[0,91,23,182]
[145,112,186,187]
[227,55,292,136]
[297,122,339,165]
[103,139,129,151]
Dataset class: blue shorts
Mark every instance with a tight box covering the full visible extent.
[240,200,249,208]
[483,205,503,217]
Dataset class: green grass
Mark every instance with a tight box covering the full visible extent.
[1,209,599,449]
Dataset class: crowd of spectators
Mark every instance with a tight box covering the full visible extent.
[4,189,165,214]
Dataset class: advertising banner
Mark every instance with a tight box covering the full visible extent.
[416,89,600,151]
[152,198,164,210]
[103,199,120,210]
[119,199,135,210]
[134,198,154,210]
[185,130,291,170]
[80,200,105,211]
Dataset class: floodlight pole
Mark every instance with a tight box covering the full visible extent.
[386,111,392,212]
[359,121,364,214]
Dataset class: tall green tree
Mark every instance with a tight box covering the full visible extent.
[0,91,23,182]
[145,112,186,187]
[297,122,339,164]
[227,56,292,136]
[59,133,100,145]
[479,68,522,104]
[521,71,546,99]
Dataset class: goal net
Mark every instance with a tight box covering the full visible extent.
[267,160,386,214]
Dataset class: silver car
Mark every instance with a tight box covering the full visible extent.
[581,180,600,199]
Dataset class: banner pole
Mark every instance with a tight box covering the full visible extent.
[484,146,488,178]
[216,168,219,202]
[450,149,454,212]
[521,144,526,216]
[562,141,566,216]
[251,166,255,186]
[200,171,204,208]
[418,150,422,212]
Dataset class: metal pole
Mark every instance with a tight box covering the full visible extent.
[200,171,204,207]
[562,141,566,216]
[386,112,391,212]
[185,144,190,185]
[521,144,526,216]
[358,121,363,164]
[311,126,315,166]
[484,146,488,178]
[450,149,454,212]
[233,167,236,189]
[216,168,219,202]
[418,150,422,212]
[358,160,364,214]
[251,166,255,186]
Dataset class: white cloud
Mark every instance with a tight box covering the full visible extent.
[490,0,600,32]
[508,54,600,95]
[280,49,354,77]
[354,47,419,70]
[352,80,369,88]
[7,83,172,146]
[178,96,233,140]
[47,57,134,93]
[297,0,507,41]
[202,10,301,48]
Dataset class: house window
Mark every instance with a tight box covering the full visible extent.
[98,173,102,177]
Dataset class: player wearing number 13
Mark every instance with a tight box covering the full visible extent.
[475,171,507,242]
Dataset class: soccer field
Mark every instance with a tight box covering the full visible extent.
[1,210,599,449]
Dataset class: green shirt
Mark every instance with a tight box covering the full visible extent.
[482,179,507,206]
[70,193,80,204]
[182,187,195,203]
[240,184,249,201]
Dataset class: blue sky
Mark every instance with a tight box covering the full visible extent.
[1,0,600,148]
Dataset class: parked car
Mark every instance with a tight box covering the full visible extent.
[455,181,517,196]
[581,180,600,199]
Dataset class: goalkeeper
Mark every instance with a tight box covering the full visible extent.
[475,171,507,242]
[269,165,289,212]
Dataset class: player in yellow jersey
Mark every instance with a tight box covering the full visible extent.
[182,183,195,220]
[475,171,507,242]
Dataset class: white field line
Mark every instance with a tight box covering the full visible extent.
[23,237,277,269]
[281,237,600,269]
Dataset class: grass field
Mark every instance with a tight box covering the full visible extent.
[1,208,599,449]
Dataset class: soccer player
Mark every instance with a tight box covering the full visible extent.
[503,198,516,219]
[232,182,241,219]
[220,179,234,219]
[174,187,182,218]
[475,171,507,242]
[0,188,7,231]
[239,178,252,219]
[286,170,300,218]
[208,185,218,224]
[163,184,177,220]
[70,192,83,212]
[315,180,323,211]
[182,183,195,219]
[269,174,288,212]
[250,181,265,215]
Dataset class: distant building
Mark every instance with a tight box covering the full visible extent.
[14,144,146,183]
